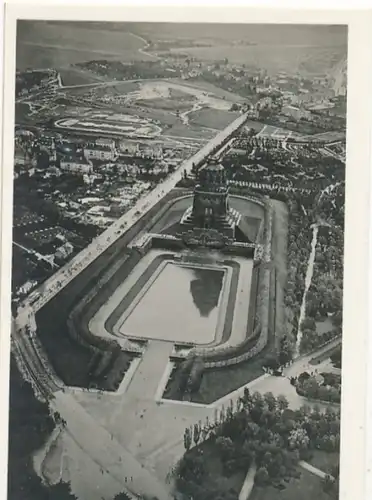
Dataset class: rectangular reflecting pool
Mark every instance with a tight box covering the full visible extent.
[119,263,225,344]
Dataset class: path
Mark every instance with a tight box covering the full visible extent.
[239,463,257,500]
[128,32,161,61]
[179,102,203,126]
[125,341,173,400]
[13,241,57,268]
[295,224,319,357]
[299,460,334,480]
[318,181,343,204]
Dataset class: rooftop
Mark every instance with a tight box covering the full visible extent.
[61,155,89,165]
[85,144,114,152]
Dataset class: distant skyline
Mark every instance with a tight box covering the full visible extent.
[16,21,347,77]
[18,21,347,46]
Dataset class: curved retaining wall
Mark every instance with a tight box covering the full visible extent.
[37,189,268,382]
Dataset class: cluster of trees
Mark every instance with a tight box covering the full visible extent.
[330,345,342,368]
[262,335,294,373]
[176,389,340,499]
[299,315,341,354]
[169,356,205,401]
[16,69,55,95]
[75,59,182,80]
[284,198,313,343]
[300,208,344,354]
[294,371,341,404]
[197,70,259,99]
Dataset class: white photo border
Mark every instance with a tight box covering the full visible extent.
[1,5,371,500]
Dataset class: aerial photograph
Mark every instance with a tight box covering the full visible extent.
[10,20,346,500]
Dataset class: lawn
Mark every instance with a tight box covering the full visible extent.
[165,123,217,140]
[191,351,266,404]
[307,450,339,476]
[316,318,334,336]
[189,108,241,130]
[136,97,192,111]
[174,78,246,103]
[94,81,141,96]
[250,468,330,500]
[59,67,104,86]
[15,102,32,122]
[243,120,266,133]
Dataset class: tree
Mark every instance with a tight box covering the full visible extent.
[184,427,192,450]
[301,377,320,398]
[215,436,234,461]
[263,355,280,371]
[264,392,277,412]
[193,423,201,446]
[113,493,132,500]
[298,371,311,384]
[255,466,269,486]
[288,428,310,450]
[277,395,289,412]
[187,357,205,394]
[279,336,294,365]
[177,357,194,395]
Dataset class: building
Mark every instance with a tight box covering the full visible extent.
[281,105,311,121]
[55,242,74,261]
[84,144,117,161]
[95,137,116,150]
[48,166,62,177]
[60,156,93,175]
[119,141,140,155]
[181,158,241,239]
[138,143,163,159]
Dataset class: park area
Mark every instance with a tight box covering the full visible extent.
[250,468,330,500]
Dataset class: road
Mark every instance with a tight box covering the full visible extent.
[20,112,249,316]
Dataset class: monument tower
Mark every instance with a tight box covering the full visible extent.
[181,157,241,239]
